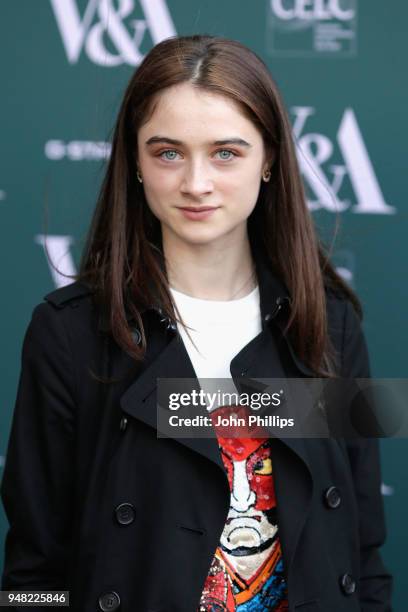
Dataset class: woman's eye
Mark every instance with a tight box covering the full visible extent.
[215,149,236,161]
[159,149,180,161]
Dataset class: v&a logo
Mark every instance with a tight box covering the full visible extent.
[292,106,395,215]
[49,0,177,66]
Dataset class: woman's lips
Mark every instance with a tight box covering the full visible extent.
[177,207,219,221]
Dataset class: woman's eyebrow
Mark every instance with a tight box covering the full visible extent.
[145,136,252,147]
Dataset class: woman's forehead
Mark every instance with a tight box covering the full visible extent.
[140,83,260,137]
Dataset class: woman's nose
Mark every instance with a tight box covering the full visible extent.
[180,162,214,197]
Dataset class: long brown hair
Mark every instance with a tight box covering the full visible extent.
[75,34,362,377]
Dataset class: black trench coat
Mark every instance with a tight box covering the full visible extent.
[1,247,392,612]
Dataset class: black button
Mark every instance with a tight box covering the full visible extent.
[115,502,136,525]
[166,319,177,332]
[158,313,177,332]
[98,591,121,611]
[119,416,128,432]
[324,486,341,509]
[131,328,142,344]
[339,573,356,595]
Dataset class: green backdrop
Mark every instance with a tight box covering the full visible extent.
[1,1,406,607]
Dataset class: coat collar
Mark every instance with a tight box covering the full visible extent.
[96,241,316,377]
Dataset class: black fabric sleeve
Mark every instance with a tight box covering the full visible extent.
[1,302,76,597]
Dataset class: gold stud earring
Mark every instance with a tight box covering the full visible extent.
[262,169,271,182]
[137,170,143,183]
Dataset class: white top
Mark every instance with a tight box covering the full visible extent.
[169,284,262,409]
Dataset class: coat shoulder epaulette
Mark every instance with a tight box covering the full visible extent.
[43,280,95,309]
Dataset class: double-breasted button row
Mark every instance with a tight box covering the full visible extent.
[324,485,341,509]
[339,573,356,595]
[107,501,134,611]
[98,591,121,611]
[115,502,136,525]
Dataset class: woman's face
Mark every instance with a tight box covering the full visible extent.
[136,82,270,248]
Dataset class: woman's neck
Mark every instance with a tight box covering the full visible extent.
[163,234,257,301]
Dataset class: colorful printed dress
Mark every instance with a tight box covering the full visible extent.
[198,433,289,611]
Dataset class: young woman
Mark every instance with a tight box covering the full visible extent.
[1,35,392,611]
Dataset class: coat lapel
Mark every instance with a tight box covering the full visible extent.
[237,329,314,574]
[119,331,227,472]
[238,327,313,476]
